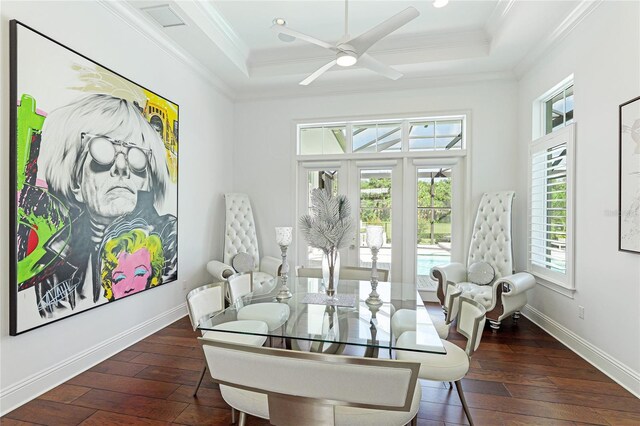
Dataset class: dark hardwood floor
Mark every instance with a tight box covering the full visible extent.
[3,304,639,425]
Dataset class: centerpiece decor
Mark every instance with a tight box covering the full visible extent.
[275,227,293,300]
[365,225,384,307]
[300,189,354,300]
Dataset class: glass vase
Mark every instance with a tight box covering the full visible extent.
[322,250,340,299]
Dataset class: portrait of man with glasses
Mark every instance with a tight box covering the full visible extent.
[30,93,178,317]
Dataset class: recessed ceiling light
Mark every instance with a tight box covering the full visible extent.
[273,18,286,26]
[433,0,449,8]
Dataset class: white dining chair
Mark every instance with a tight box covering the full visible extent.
[391,281,462,340]
[395,297,487,426]
[227,272,290,346]
[186,283,268,397]
[200,338,422,426]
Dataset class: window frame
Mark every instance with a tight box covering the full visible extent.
[297,114,467,158]
[527,124,576,296]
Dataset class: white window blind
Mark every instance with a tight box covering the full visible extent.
[528,124,575,290]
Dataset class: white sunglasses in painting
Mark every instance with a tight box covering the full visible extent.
[81,132,152,173]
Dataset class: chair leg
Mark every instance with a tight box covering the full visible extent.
[231,408,236,424]
[193,364,207,397]
[513,311,521,321]
[489,319,501,331]
[238,411,247,426]
[454,380,474,426]
[410,414,418,426]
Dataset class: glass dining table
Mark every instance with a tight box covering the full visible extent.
[198,276,446,357]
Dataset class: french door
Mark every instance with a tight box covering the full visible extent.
[297,158,464,287]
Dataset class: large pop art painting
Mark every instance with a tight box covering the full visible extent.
[9,21,179,335]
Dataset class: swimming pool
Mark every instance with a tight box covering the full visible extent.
[417,255,451,275]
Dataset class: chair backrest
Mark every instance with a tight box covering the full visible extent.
[296,266,390,282]
[200,339,420,424]
[223,193,260,270]
[455,296,487,357]
[444,281,462,325]
[467,191,514,280]
[186,283,225,331]
[227,272,253,303]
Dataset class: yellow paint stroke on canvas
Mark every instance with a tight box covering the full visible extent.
[142,90,178,182]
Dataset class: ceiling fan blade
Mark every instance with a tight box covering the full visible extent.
[358,54,402,80]
[271,25,337,51]
[300,60,337,86]
[348,7,420,55]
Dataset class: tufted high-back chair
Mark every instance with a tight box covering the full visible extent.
[430,190,535,331]
[206,194,282,298]
[467,191,514,280]
[223,193,261,270]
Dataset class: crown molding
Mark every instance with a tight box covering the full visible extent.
[248,29,490,77]
[485,0,517,37]
[513,0,603,78]
[234,70,516,103]
[171,0,250,77]
[98,0,236,100]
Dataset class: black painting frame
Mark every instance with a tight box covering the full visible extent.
[9,20,180,335]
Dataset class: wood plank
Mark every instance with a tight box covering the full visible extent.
[545,355,599,371]
[72,389,187,422]
[167,385,229,409]
[90,360,148,377]
[548,376,636,397]
[128,341,204,360]
[4,399,95,426]
[109,350,144,362]
[69,371,179,399]
[477,359,612,382]
[170,404,233,426]
[79,410,169,425]
[469,407,577,425]
[0,419,42,425]
[465,368,556,388]
[134,365,216,389]
[39,384,91,404]
[128,353,205,372]
[417,401,470,425]
[505,383,640,413]
[593,408,640,425]
[142,335,200,348]
[463,392,610,424]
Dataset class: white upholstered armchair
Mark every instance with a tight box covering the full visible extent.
[207,193,281,297]
[431,191,535,330]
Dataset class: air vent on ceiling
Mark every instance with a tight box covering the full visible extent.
[142,5,186,28]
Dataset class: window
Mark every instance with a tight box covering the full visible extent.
[529,84,575,293]
[298,116,465,155]
[544,84,574,135]
[299,125,346,155]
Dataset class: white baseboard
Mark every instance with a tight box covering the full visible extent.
[522,304,640,398]
[0,303,187,416]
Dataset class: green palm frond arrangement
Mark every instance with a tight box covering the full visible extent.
[299,189,354,254]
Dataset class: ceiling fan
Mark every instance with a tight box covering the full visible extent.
[271,0,420,86]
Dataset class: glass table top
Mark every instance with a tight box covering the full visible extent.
[198,276,446,355]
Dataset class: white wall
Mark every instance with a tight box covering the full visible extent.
[233,80,520,265]
[516,1,640,393]
[0,1,234,413]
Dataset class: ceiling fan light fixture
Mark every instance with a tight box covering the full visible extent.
[336,51,357,67]
[433,0,449,8]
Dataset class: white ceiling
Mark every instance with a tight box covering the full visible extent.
[115,0,592,99]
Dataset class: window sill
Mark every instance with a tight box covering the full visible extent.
[530,273,576,299]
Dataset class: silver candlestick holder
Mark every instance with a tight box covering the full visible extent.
[275,227,293,300]
[365,225,384,307]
